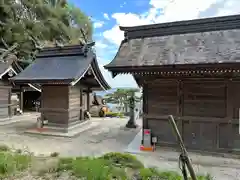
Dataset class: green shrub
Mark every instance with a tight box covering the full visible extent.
[0,151,213,180]
[138,168,158,179]
[138,169,213,180]
[198,174,214,180]
[100,152,144,169]
[0,152,31,177]
[16,149,22,154]
[57,157,127,180]
[105,112,124,118]
[137,168,186,180]
[0,145,10,152]
[157,171,182,180]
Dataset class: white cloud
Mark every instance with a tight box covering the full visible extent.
[93,21,104,28]
[103,13,110,20]
[95,44,138,88]
[99,63,138,88]
[216,0,240,16]
[95,41,108,49]
[103,0,240,46]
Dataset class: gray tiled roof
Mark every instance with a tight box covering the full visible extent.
[105,14,240,69]
[120,14,240,39]
[11,44,110,89]
[11,52,93,82]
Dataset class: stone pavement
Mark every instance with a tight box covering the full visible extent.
[0,116,141,157]
[136,154,240,180]
[0,112,39,125]
[0,114,240,179]
[125,129,240,180]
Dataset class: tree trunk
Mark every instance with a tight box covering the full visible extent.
[124,103,128,114]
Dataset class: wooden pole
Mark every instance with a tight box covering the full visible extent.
[168,115,197,180]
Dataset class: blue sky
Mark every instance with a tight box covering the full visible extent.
[69,0,240,89]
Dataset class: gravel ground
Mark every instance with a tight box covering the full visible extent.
[0,117,140,156]
[0,115,240,179]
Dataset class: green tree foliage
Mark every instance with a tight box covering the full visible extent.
[0,0,93,60]
[104,88,142,113]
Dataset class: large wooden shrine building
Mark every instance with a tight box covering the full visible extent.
[12,43,110,132]
[105,14,240,153]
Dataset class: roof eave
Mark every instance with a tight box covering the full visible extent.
[120,14,240,39]
[91,58,111,90]
[119,14,240,32]
[0,66,17,79]
[10,78,74,85]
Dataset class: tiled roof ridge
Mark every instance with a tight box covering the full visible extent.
[37,42,95,58]
[119,14,240,39]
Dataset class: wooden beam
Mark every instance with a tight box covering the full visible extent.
[20,86,23,112]
[144,114,239,124]
[226,79,233,149]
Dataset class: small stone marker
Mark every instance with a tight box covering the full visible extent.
[143,129,151,147]
[140,129,153,151]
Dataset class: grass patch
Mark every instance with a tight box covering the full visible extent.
[58,157,127,179]
[0,145,10,152]
[0,146,213,180]
[56,153,212,180]
[0,151,31,178]
[100,152,144,169]
[105,112,124,118]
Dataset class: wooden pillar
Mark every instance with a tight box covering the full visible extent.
[142,81,148,129]
[20,86,24,112]
[40,85,44,120]
[177,80,183,136]
[8,87,12,117]
[226,79,233,149]
[87,88,90,111]
[142,81,148,144]
[80,87,83,120]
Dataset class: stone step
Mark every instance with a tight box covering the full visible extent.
[43,120,91,133]
[24,120,99,138]
[0,114,39,126]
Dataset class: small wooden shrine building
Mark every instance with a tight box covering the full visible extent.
[0,54,40,119]
[105,14,240,153]
[11,44,110,131]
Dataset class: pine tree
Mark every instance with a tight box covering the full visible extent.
[0,0,93,60]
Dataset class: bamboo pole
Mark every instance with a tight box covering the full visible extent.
[168,115,197,180]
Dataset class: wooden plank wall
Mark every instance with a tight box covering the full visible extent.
[147,80,178,145]
[182,80,225,150]
[0,81,11,119]
[146,78,240,153]
[68,86,81,124]
[41,85,68,126]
